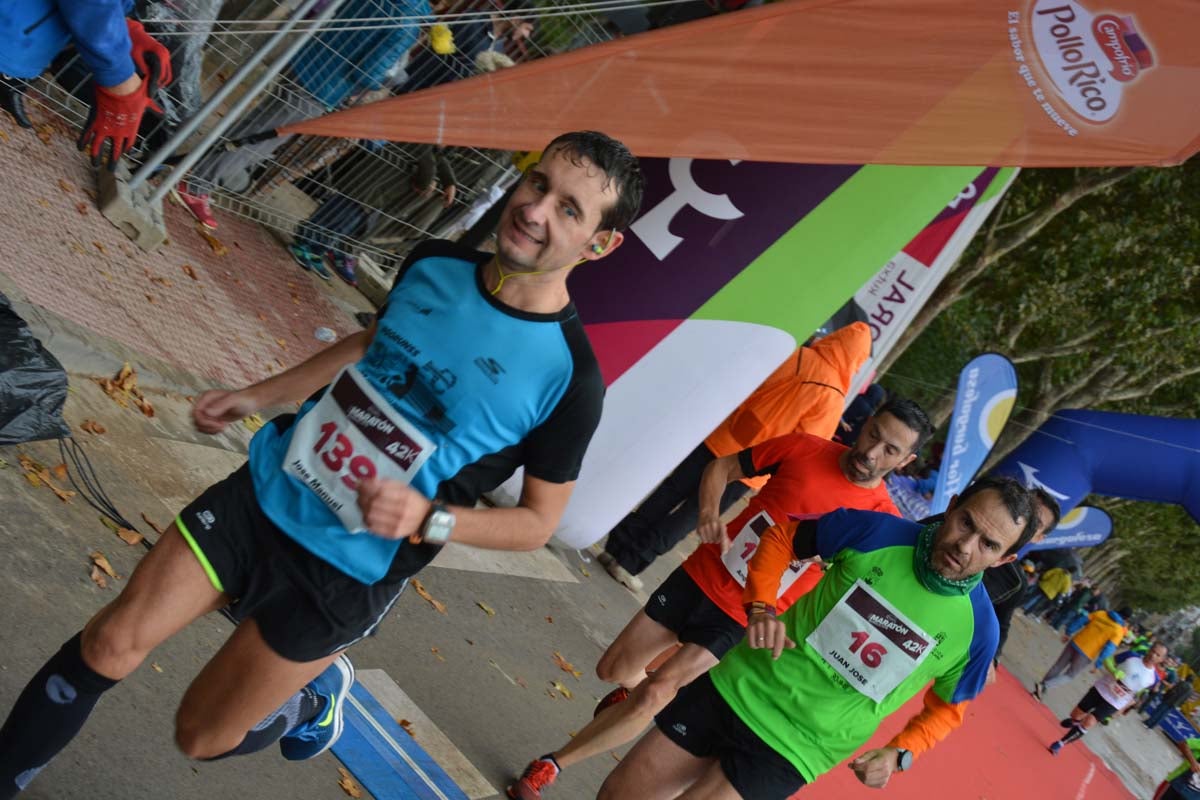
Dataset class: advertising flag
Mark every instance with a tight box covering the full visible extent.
[930,353,1018,514]
[1024,505,1114,552]
[283,0,1200,167]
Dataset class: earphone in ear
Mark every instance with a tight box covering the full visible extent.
[591,229,615,256]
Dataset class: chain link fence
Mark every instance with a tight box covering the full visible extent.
[21,0,625,273]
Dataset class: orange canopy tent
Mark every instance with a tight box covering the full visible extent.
[283,0,1200,167]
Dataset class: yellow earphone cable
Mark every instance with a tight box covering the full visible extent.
[490,230,614,296]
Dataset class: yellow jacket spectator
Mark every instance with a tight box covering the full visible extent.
[1038,567,1072,601]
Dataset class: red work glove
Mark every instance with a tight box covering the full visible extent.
[125,19,173,89]
[77,81,163,170]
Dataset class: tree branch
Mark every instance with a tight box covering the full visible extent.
[1009,321,1110,364]
[1106,363,1200,403]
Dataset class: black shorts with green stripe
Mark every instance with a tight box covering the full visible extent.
[177,464,409,662]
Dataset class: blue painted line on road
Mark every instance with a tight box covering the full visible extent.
[332,682,469,800]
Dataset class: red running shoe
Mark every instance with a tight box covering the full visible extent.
[507,756,560,799]
[593,686,630,718]
[170,183,218,229]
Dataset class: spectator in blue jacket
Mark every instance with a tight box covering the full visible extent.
[0,0,171,167]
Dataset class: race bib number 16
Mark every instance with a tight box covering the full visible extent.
[283,366,435,533]
[806,580,933,703]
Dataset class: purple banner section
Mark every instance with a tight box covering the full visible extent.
[570,160,859,326]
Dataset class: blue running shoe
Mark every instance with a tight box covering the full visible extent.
[1048,741,1063,756]
[279,654,355,761]
[289,243,332,281]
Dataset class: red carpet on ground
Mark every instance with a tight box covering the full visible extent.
[797,666,1133,799]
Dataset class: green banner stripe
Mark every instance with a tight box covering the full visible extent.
[979,167,1018,205]
[695,165,983,340]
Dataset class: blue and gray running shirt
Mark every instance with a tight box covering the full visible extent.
[248,240,604,584]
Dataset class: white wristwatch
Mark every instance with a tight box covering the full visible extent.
[419,503,456,546]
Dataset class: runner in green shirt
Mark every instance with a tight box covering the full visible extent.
[598,475,1037,799]
[1160,737,1200,800]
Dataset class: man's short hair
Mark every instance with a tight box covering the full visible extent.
[960,475,1037,555]
[1117,606,1133,619]
[874,396,934,453]
[543,131,644,232]
[1031,487,1062,533]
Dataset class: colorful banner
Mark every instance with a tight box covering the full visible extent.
[283,0,1200,167]
[930,353,1018,513]
[1024,505,1114,552]
[524,163,1011,549]
[845,169,1018,398]
[992,410,1200,523]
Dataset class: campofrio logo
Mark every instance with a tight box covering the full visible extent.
[1031,1,1155,123]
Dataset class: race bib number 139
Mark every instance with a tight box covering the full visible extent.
[806,580,933,703]
[283,366,435,533]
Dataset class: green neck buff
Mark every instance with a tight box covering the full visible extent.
[913,521,983,597]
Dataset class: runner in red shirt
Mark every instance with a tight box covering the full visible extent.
[508,398,933,799]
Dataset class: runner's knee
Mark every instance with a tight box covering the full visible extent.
[596,648,638,685]
[632,671,683,717]
[80,610,152,679]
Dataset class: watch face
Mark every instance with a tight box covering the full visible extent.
[897,750,913,771]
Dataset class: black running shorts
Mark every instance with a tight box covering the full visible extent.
[176,464,408,662]
[656,673,808,798]
[644,567,745,659]
[1077,686,1120,724]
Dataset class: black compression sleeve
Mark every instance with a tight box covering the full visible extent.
[792,519,819,560]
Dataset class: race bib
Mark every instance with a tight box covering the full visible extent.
[283,366,435,533]
[1096,673,1135,709]
[721,511,811,599]
[806,580,934,703]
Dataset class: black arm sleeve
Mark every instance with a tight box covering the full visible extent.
[792,518,820,560]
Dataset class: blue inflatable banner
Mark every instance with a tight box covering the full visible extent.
[1024,506,1113,553]
[930,353,1017,514]
[992,410,1200,524]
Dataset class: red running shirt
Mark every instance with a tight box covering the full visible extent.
[681,433,899,624]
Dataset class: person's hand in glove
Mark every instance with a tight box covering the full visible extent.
[77,73,163,170]
[0,75,32,129]
[125,19,173,89]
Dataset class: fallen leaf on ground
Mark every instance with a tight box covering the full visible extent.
[336,767,363,798]
[89,564,107,589]
[58,178,75,194]
[242,413,265,432]
[0,457,8,469]
[181,264,199,280]
[545,616,554,624]
[516,676,528,689]
[430,646,445,662]
[89,551,119,580]
[552,680,574,699]
[93,241,107,254]
[148,274,174,288]
[52,463,68,481]
[145,294,156,304]
[552,651,584,680]
[0,129,7,142]
[151,662,164,673]
[257,312,268,321]
[36,198,51,209]
[611,752,621,762]
[75,202,89,215]
[140,513,166,536]
[580,566,591,577]
[116,528,144,546]
[397,719,415,737]
[35,124,52,144]
[94,363,153,417]
[411,579,447,614]
[476,601,496,617]
[275,338,287,350]
[18,454,75,501]
[196,224,229,256]
[80,419,106,435]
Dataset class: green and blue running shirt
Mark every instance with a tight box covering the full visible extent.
[709,508,999,782]
[247,240,603,584]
